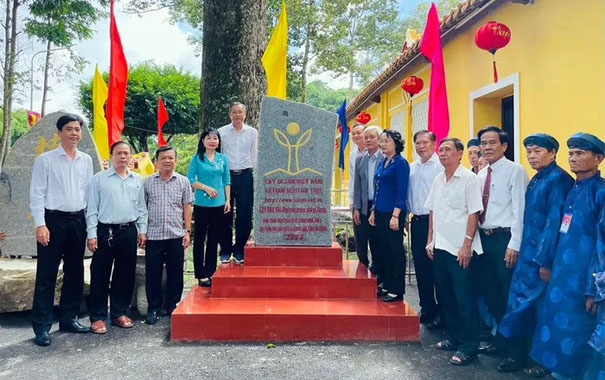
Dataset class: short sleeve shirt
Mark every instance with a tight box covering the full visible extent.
[425,164,484,256]
[144,172,193,240]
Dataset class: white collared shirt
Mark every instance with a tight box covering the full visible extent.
[348,146,364,203]
[478,157,529,251]
[217,123,258,171]
[408,153,443,216]
[425,164,484,256]
[29,145,93,227]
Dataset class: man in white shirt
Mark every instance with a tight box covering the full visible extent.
[476,125,528,355]
[408,130,444,329]
[218,102,258,264]
[426,137,483,366]
[348,123,366,208]
[29,114,93,346]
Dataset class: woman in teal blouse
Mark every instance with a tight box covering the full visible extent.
[187,129,231,287]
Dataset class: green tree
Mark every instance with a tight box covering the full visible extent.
[25,0,105,116]
[78,62,200,152]
[402,0,462,31]
[305,80,359,112]
[0,108,28,145]
[312,0,404,97]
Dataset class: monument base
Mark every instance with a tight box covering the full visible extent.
[171,244,419,341]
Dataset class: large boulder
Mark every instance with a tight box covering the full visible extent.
[0,258,92,313]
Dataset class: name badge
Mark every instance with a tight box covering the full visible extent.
[560,213,572,234]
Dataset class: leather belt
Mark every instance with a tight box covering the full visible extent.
[480,227,511,236]
[99,221,136,230]
[45,209,84,218]
[412,214,429,222]
[230,168,252,175]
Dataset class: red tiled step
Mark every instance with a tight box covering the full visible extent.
[244,243,342,268]
[212,260,375,299]
[171,287,420,341]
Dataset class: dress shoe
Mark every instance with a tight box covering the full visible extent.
[34,332,51,347]
[426,316,446,330]
[145,310,159,325]
[198,278,212,287]
[497,357,524,372]
[368,264,377,275]
[382,293,403,302]
[478,342,501,356]
[59,320,90,333]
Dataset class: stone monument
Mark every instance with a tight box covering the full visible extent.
[0,111,102,257]
[253,97,337,246]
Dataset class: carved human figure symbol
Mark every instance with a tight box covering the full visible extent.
[265,122,321,176]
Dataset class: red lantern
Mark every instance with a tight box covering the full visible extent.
[474,21,511,83]
[401,76,424,97]
[356,111,371,124]
[337,125,350,133]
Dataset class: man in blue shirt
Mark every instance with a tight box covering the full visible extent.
[529,133,604,379]
[86,141,147,334]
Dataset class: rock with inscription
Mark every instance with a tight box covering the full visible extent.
[0,112,103,257]
[253,97,337,246]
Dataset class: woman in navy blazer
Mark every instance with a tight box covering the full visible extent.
[369,129,410,302]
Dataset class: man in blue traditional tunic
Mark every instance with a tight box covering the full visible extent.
[530,132,604,379]
[497,134,574,375]
[586,189,605,380]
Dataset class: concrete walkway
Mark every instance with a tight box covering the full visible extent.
[0,280,538,380]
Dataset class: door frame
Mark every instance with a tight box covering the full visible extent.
[469,72,520,162]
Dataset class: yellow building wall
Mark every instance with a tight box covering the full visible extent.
[372,0,605,172]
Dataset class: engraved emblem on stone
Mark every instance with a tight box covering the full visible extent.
[265,122,322,176]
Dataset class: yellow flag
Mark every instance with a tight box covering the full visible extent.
[92,65,109,159]
[131,152,155,178]
[262,0,288,99]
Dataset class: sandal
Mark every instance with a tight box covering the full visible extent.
[449,351,476,366]
[111,315,133,329]
[433,339,458,351]
[91,320,107,334]
[523,366,550,378]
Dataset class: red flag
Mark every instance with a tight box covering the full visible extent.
[419,3,450,148]
[107,0,128,147]
[27,111,41,127]
[157,97,168,146]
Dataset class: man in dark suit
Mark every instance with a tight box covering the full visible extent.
[353,126,384,292]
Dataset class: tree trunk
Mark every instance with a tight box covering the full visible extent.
[40,39,52,117]
[301,34,310,103]
[200,0,267,132]
[347,71,354,101]
[0,0,19,170]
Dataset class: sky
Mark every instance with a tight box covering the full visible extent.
[18,0,426,116]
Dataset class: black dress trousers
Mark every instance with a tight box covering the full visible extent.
[411,214,440,320]
[375,211,406,296]
[89,223,138,322]
[227,169,253,260]
[32,210,86,334]
[145,238,184,313]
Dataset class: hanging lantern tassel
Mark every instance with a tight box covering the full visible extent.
[490,49,499,83]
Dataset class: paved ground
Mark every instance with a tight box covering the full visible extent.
[0,279,542,380]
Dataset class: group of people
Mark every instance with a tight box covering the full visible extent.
[350,124,604,378]
[28,103,256,346]
[19,104,605,379]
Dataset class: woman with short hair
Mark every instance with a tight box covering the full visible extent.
[369,129,410,302]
